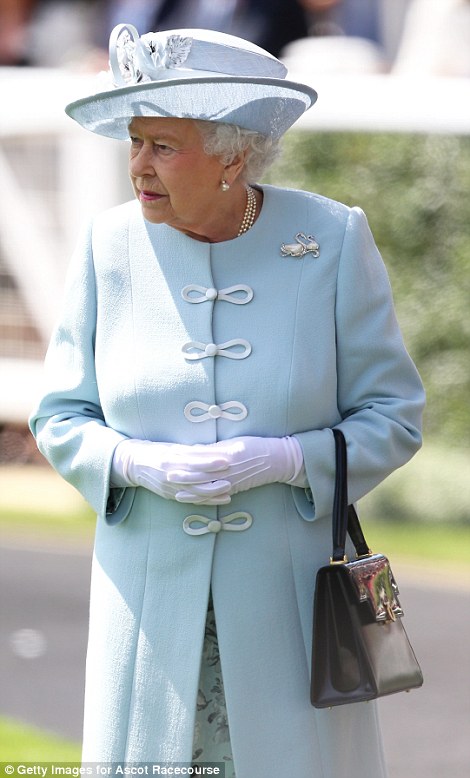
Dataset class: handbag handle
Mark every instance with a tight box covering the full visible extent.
[331,428,371,562]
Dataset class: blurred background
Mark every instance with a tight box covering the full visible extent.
[0,0,469,775]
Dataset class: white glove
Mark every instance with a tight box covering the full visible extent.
[174,436,305,502]
[111,439,232,504]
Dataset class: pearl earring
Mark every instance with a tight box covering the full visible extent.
[221,180,230,192]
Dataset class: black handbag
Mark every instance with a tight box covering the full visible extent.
[310,428,424,708]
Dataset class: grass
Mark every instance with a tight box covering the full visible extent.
[361,520,470,566]
[0,465,95,543]
[0,716,80,761]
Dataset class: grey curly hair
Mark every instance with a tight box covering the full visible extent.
[195,120,281,182]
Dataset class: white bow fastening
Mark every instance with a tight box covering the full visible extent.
[181,284,254,305]
[184,401,248,423]
[182,339,252,360]
[183,512,253,535]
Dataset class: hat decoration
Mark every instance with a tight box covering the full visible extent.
[65,24,318,140]
[109,25,194,86]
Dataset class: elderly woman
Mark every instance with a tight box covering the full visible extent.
[30,24,424,778]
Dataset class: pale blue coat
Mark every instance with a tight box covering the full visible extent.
[30,185,424,777]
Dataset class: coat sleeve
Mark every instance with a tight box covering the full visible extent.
[29,222,135,525]
[293,206,425,521]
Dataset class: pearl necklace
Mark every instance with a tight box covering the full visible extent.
[237,185,257,236]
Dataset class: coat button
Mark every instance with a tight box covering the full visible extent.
[205,288,218,300]
[207,520,222,533]
[204,343,218,357]
[208,405,222,418]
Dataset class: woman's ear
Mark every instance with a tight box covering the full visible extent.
[223,149,249,186]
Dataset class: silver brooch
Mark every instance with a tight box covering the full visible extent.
[280,233,320,258]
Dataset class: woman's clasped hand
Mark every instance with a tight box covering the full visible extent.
[112,436,302,504]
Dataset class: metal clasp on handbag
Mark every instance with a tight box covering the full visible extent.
[345,554,404,623]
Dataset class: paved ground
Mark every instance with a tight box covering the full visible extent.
[0,540,91,741]
[1,537,469,777]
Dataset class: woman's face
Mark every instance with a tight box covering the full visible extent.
[128,116,232,240]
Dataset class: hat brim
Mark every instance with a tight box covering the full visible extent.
[65,75,318,139]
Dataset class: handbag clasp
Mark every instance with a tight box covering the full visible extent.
[345,554,404,622]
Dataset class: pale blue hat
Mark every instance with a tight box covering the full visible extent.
[65,24,318,140]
